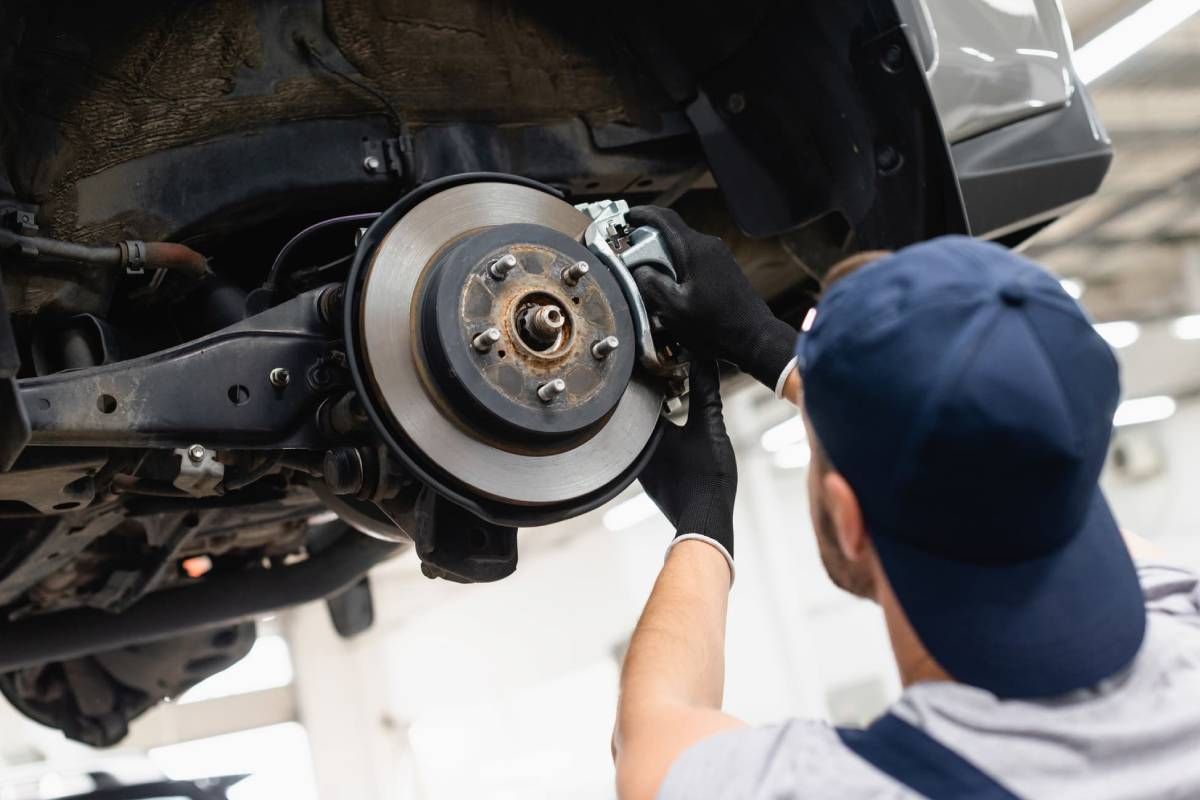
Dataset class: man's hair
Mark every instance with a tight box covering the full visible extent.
[822,250,893,290]
[808,249,892,477]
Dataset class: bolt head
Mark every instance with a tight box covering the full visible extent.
[726,92,747,115]
[187,444,206,463]
[363,155,382,172]
[270,367,291,388]
[881,43,904,72]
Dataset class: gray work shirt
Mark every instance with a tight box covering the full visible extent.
[660,563,1200,799]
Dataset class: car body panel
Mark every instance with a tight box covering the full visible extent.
[899,0,1076,143]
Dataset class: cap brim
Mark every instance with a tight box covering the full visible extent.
[873,489,1146,698]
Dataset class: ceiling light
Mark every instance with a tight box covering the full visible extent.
[1074,0,1200,84]
[1170,314,1200,340]
[602,492,659,531]
[1094,321,1140,349]
[1016,48,1059,59]
[760,416,807,453]
[1113,395,1176,427]
[1059,278,1084,300]
[960,46,996,63]
[773,442,812,470]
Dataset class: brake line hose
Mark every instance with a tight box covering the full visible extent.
[0,230,209,279]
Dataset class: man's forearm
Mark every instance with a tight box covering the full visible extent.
[614,541,743,798]
[620,541,731,712]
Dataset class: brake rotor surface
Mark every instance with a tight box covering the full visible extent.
[358,182,662,506]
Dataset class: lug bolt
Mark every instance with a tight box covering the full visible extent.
[472,327,502,353]
[269,367,290,388]
[187,444,206,464]
[363,155,382,172]
[591,336,620,359]
[537,378,567,403]
[562,260,590,287]
[488,253,518,280]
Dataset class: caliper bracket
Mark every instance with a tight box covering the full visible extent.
[576,199,684,380]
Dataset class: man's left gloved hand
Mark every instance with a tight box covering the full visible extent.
[638,359,737,579]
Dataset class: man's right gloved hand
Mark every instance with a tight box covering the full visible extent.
[627,206,797,390]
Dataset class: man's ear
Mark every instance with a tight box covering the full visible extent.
[821,472,869,562]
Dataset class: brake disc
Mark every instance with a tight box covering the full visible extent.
[349,178,663,511]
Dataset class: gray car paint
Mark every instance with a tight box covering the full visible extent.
[895,0,1077,144]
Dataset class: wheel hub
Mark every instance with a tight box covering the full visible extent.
[416,222,636,441]
[349,180,662,511]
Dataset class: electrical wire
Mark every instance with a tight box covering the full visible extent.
[296,35,407,136]
[261,212,380,294]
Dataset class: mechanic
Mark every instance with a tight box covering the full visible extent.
[612,207,1200,799]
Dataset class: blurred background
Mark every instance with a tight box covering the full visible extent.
[3,1,1199,798]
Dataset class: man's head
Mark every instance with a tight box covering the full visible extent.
[795,236,1145,699]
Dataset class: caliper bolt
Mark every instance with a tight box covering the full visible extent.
[488,253,518,280]
[591,336,620,360]
[537,378,567,403]
[472,327,502,353]
[269,367,291,388]
[562,260,590,287]
[187,444,207,464]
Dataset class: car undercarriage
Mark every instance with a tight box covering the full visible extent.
[0,0,1109,745]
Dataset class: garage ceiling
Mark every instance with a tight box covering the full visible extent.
[1028,1,1200,326]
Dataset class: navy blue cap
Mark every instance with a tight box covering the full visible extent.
[798,235,1145,698]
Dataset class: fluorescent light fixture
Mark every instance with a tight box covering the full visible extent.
[1093,321,1140,349]
[1059,278,1084,300]
[1074,0,1200,84]
[1113,395,1176,427]
[760,416,807,453]
[1170,314,1200,340]
[960,46,996,63]
[602,492,659,531]
[773,442,812,470]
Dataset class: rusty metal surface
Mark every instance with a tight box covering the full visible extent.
[359,182,661,505]
[0,0,634,241]
[454,244,619,415]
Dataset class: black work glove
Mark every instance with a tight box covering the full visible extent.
[627,205,797,391]
[639,360,737,575]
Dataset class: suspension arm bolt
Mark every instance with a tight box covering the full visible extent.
[488,253,518,280]
[472,327,502,353]
[187,444,207,464]
[537,378,567,403]
[562,260,590,287]
[269,367,291,388]
[591,336,620,359]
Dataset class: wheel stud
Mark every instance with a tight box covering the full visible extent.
[537,378,566,403]
[591,336,619,359]
[562,260,589,287]
[472,327,502,353]
[488,253,518,280]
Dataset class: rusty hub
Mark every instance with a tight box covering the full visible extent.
[416,222,636,441]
